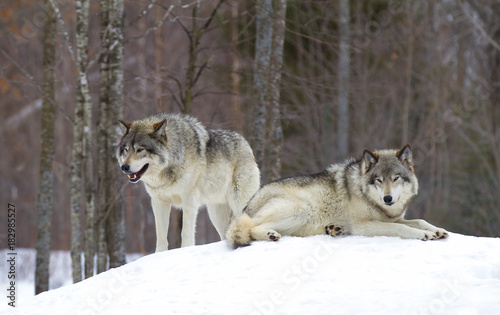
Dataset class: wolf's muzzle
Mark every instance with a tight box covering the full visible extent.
[121,164,149,183]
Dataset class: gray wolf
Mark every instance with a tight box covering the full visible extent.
[227,144,448,248]
[116,113,260,251]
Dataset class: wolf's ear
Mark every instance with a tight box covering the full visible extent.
[119,120,131,134]
[362,149,378,174]
[397,144,414,173]
[151,118,167,137]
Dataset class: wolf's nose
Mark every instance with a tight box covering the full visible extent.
[121,164,130,172]
[383,195,393,204]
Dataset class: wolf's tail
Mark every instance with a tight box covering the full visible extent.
[226,213,256,249]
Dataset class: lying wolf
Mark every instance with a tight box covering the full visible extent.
[116,113,260,251]
[227,145,448,248]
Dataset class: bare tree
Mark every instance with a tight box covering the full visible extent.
[35,0,56,294]
[170,0,224,115]
[164,0,224,248]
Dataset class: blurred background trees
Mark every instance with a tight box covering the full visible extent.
[1,0,499,290]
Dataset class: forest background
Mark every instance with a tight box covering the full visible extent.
[1,0,499,291]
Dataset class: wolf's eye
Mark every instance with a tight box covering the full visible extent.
[376,178,383,184]
[137,148,144,153]
[393,176,400,182]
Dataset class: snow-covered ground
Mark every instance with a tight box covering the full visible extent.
[2,233,500,315]
[0,249,143,307]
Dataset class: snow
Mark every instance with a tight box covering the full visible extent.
[2,233,500,315]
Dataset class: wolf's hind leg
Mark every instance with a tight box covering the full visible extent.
[250,225,281,242]
[325,224,344,237]
[249,215,304,242]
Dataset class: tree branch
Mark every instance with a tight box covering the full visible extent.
[202,0,225,31]
[174,12,192,43]
[0,47,73,124]
[166,75,185,111]
[124,4,174,44]
[48,0,76,62]
[192,61,208,87]
[126,0,157,28]
[459,0,500,52]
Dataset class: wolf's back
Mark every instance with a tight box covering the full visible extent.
[226,213,256,248]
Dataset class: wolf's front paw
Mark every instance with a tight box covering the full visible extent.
[421,228,449,241]
[267,231,281,242]
[325,224,343,237]
[421,230,438,241]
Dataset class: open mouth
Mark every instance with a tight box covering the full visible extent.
[127,164,149,183]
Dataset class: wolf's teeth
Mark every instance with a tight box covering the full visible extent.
[128,174,137,180]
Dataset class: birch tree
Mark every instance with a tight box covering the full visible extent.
[70,0,94,282]
[97,0,126,272]
[35,0,56,294]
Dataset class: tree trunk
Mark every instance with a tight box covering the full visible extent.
[252,0,287,183]
[266,0,286,182]
[337,0,350,160]
[183,1,201,115]
[96,0,110,274]
[35,0,56,295]
[71,0,95,282]
[105,0,126,269]
[230,0,243,132]
[79,0,96,279]
[402,2,413,145]
[155,4,163,110]
[70,0,91,284]
[97,0,126,272]
[252,0,273,183]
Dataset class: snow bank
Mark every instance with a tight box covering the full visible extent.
[3,233,500,315]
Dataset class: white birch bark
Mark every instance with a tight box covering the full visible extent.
[97,0,126,270]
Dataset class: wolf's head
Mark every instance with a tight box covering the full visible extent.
[116,118,168,184]
[360,144,418,217]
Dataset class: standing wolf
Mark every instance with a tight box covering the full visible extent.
[227,145,448,248]
[116,113,260,251]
